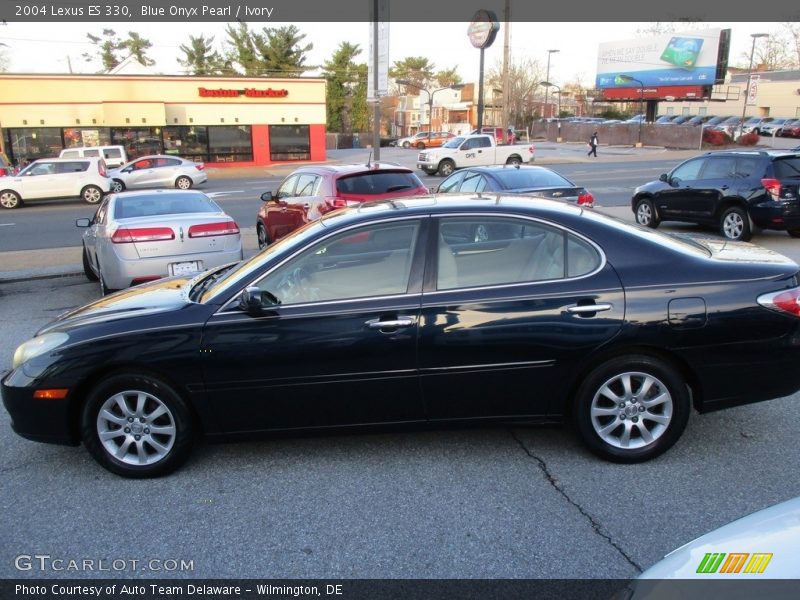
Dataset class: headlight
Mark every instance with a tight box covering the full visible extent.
[12,333,69,370]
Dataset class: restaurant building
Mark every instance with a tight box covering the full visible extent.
[0,69,327,167]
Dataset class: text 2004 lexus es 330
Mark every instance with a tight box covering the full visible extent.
[4,195,800,477]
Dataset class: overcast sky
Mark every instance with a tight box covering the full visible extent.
[0,21,788,86]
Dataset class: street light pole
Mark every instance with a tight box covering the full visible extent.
[740,33,769,139]
[618,74,644,146]
[544,49,559,119]
[395,80,465,134]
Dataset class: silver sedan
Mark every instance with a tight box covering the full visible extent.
[108,155,208,193]
[77,189,242,294]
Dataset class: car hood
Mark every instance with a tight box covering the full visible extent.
[37,277,192,336]
[637,497,800,580]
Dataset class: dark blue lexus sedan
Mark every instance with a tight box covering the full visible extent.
[4,195,800,477]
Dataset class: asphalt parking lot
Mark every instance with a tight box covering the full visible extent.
[2,142,800,583]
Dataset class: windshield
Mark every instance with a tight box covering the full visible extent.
[443,137,465,149]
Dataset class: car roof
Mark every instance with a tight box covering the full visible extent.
[33,157,101,163]
[287,162,414,176]
[110,189,210,200]
[452,165,556,175]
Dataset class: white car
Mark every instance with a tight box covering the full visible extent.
[108,155,208,193]
[397,132,431,149]
[0,157,110,209]
[77,189,243,294]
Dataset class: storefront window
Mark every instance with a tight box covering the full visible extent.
[163,126,209,162]
[4,128,63,165]
[110,127,164,160]
[269,125,310,161]
[208,126,253,163]
[63,128,111,148]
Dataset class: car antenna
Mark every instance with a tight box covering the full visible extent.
[365,150,373,168]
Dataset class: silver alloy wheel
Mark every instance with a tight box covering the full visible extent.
[722,211,744,239]
[0,191,21,209]
[110,179,125,193]
[636,202,653,225]
[589,371,673,450]
[176,176,192,190]
[507,156,521,166]
[83,186,103,204]
[439,161,454,176]
[96,389,177,466]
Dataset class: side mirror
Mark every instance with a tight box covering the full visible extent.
[659,173,669,183]
[261,191,276,202]
[76,218,92,228]
[238,286,280,317]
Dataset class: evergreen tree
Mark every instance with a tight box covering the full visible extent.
[121,32,155,67]
[223,22,260,76]
[179,34,224,75]
[322,42,364,132]
[389,56,435,92]
[253,25,312,77]
[83,29,123,71]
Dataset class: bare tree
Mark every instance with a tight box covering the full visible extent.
[487,55,543,127]
[739,32,793,71]
[781,23,800,68]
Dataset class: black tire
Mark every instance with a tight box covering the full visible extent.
[81,185,103,204]
[175,176,193,190]
[719,206,751,241]
[99,271,116,296]
[416,142,426,150]
[438,159,455,177]
[573,355,690,463]
[402,141,411,149]
[82,246,99,282]
[110,179,125,193]
[788,229,800,239]
[257,222,269,249]
[1,190,22,209]
[506,156,522,166]
[634,198,660,228]
[81,373,195,478]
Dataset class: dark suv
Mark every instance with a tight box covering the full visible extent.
[632,150,800,241]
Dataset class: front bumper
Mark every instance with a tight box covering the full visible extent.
[1,371,79,445]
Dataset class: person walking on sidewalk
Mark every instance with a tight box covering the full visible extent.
[587,131,599,157]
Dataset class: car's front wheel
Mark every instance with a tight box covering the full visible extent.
[82,245,99,282]
[438,159,455,177]
[574,355,690,463]
[720,206,751,241]
[257,222,269,249]
[175,176,193,190]
[110,179,125,193]
[0,190,22,209]
[81,373,195,478]
[81,185,103,204]
[634,198,660,228]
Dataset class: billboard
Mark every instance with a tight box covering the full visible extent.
[596,28,728,89]
[601,85,709,101]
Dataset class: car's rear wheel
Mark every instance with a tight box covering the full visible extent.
[99,270,116,296]
[634,198,660,228]
[175,176,192,190]
[574,355,690,463]
[81,373,195,478]
[506,156,522,166]
[81,185,103,204]
[438,159,455,177]
[82,245,99,282]
[0,190,21,209]
[402,141,411,149]
[257,222,269,249]
[416,142,426,149]
[110,179,125,193]
[720,206,751,241]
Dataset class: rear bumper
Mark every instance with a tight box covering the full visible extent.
[749,203,800,231]
[104,243,243,290]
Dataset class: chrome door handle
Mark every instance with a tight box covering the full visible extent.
[366,317,417,330]
[567,303,612,314]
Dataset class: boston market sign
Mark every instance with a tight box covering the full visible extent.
[198,87,289,98]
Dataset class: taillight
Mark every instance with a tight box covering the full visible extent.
[577,191,595,207]
[762,178,782,201]
[758,287,800,318]
[528,146,535,154]
[98,162,107,177]
[188,220,239,238]
[195,163,205,171]
[112,227,175,244]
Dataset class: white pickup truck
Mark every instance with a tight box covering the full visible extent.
[416,134,535,177]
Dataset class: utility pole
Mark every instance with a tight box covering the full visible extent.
[501,0,511,130]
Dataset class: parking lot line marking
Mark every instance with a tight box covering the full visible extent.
[0,223,16,227]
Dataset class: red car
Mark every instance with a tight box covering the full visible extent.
[782,120,800,139]
[256,163,428,247]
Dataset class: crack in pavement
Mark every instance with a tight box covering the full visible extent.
[508,428,643,574]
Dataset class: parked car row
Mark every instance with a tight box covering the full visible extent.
[0,153,208,209]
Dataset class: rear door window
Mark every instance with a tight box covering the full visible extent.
[699,157,736,180]
[56,161,89,173]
